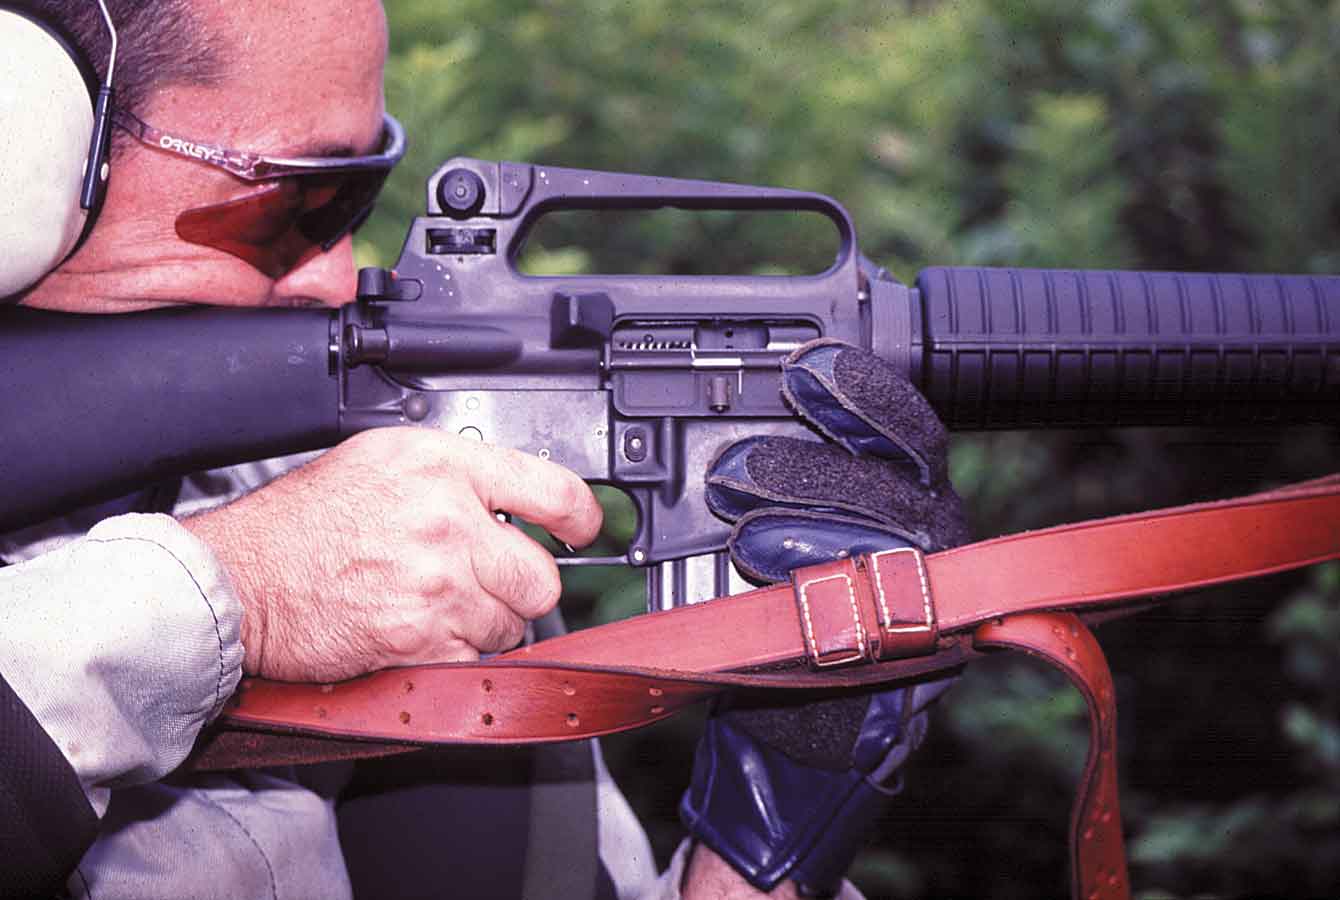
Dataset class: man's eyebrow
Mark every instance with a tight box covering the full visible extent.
[284,126,386,159]
[271,115,389,158]
[283,141,358,159]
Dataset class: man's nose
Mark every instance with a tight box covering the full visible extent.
[272,235,358,308]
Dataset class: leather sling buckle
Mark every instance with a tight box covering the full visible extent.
[791,547,938,668]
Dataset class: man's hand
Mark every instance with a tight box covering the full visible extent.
[681,339,968,898]
[183,428,602,682]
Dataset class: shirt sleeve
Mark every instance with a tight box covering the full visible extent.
[0,513,244,816]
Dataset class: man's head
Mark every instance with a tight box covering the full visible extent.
[9,0,389,312]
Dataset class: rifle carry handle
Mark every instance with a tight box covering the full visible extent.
[911,267,1340,428]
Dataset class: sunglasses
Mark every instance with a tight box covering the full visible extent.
[113,108,406,279]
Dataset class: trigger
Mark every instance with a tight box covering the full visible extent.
[494,510,575,554]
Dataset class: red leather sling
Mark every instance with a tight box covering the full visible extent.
[191,474,1340,900]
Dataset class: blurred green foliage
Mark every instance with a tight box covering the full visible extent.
[363,0,1340,896]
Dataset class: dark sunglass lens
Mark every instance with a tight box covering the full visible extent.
[176,182,318,279]
[175,166,391,279]
[296,169,390,250]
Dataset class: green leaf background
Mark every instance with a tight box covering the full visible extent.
[358,2,1340,896]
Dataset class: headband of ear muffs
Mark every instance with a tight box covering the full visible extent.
[0,7,101,299]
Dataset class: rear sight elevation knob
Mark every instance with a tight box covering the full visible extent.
[438,168,486,219]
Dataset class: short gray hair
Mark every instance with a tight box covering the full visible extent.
[10,0,226,154]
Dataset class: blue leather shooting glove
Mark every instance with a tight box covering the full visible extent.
[680,338,970,897]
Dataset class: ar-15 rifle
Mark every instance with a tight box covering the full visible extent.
[2,158,1338,610]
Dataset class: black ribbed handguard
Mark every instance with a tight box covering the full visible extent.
[913,267,1340,428]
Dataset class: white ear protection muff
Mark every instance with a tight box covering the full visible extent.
[0,3,115,299]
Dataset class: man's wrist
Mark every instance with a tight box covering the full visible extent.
[682,843,803,900]
[181,510,268,676]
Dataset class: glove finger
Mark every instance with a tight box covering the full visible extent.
[858,676,955,783]
[707,436,970,549]
[705,436,853,523]
[713,653,958,777]
[714,685,893,772]
[781,339,951,486]
[727,509,922,585]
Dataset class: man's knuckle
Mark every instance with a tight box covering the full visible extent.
[536,477,590,534]
[478,605,524,652]
[388,549,443,593]
[501,546,560,613]
[500,610,527,650]
[528,561,562,614]
[552,474,590,516]
[410,499,462,544]
[371,606,434,660]
[491,557,530,605]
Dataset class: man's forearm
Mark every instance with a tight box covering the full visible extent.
[681,844,806,900]
[678,844,864,899]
